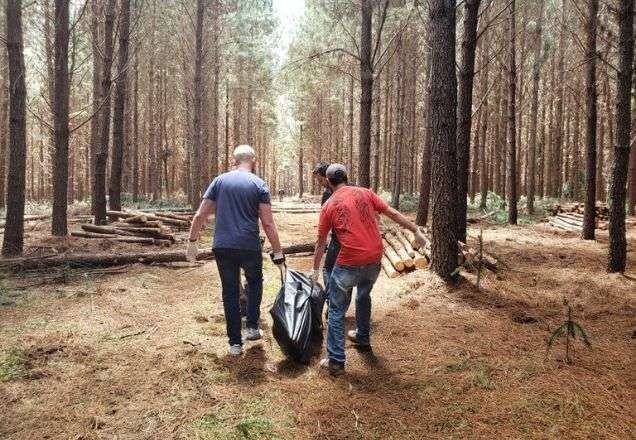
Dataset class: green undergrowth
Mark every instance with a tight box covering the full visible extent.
[0,347,30,382]
[189,396,294,440]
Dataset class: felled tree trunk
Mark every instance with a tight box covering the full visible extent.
[1,243,316,272]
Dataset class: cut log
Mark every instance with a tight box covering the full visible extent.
[0,242,316,272]
[265,242,315,255]
[392,229,426,268]
[81,224,134,236]
[381,256,399,278]
[394,229,416,258]
[383,240,405,272]
[385,232,414,268]
[112,220,163,228]
[554,215,583,227]
[0,214,50,228]
[122,214,148,224]
[71,231,118,239]
[153,212,192,222]
[107,210,189,227]
[549,217,581,232]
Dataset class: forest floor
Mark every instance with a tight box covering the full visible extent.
[0,207,635,439]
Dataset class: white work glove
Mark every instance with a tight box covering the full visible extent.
[413,229,427,250]
[309,270,320,284]
[186,240,198,262]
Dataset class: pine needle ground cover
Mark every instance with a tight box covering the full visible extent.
[0,212,634,439]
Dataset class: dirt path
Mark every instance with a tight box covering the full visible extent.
[1,213,634,439]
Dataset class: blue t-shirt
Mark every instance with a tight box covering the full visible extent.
[203,170,271,251]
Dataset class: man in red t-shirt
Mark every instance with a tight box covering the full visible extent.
[311,164,425,376]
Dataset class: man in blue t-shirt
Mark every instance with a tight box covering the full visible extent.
[186,145,285,356]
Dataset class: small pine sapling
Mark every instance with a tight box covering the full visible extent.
[546,300,591,364]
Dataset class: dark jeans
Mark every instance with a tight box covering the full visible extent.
[326,262,381,365]
[214,248,263,346]
[322,237,341,288]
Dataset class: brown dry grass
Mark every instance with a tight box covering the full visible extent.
[0,212,634,439]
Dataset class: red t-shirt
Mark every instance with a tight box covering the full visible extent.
[318,186,388,266]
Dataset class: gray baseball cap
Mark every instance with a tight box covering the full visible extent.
[326,163,348,181]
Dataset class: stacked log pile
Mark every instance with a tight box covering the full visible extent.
[548,203,609,232]
[70,210,194,246]
[381,226,498,278]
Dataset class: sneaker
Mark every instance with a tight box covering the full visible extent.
[228,344,243,356]
[347,330,372,351]
[319,358,345,377]
[245,328,263,341]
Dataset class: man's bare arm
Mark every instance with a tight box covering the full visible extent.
[188,199,215,241]
[382,206,419,233]
[259,203,283,254]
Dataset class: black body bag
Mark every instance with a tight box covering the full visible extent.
[269,269,325,364]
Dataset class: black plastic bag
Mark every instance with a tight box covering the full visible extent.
[270,269,325,364]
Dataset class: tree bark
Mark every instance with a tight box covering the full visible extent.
[191,0,205,208]
[298,124,304,197]
[429,0,459,281]
[507,0,518,224]
[109,0,131,212]
[455,0,481,242]
[210,0,220,179]
[416,44,433,226]
[89,0,101,214]
[93,0,116,225]
[2,0,27,257]
[527,0,544,214]
[357,0,373,188]
[51,0,71,236]
[607,0,634,272]
[132,51,139,201]
[0,12,8,210]
[582,0,599,240]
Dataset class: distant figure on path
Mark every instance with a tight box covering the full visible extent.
[187,145,286,356]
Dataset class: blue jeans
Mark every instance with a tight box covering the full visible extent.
[326,262,381,365]
[214,248,263,346]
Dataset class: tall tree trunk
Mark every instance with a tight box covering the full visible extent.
[607,0,634,272]
[191,0,205,208]
[372,71,381,192]
[132,51,139,202]
[629,72,636,215]
[527,0,544,214]
[89,0,101,214]
[93,0,116,225]
[507,0,518,224]
[582,0,599,239]
[109,0,131,212]
[429,0,458,280]
[357,0,373,188]
[224,78,230,172]
[0,15,8,210]
[553,0,567,197]
[51,0,70,236]
[349,75,355,180]
[455,0,481,242]
[298,125,304,198]
[416,45,433,226]
[2,0,27,257]
[392,54,405,209]
[210,1,220,179]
